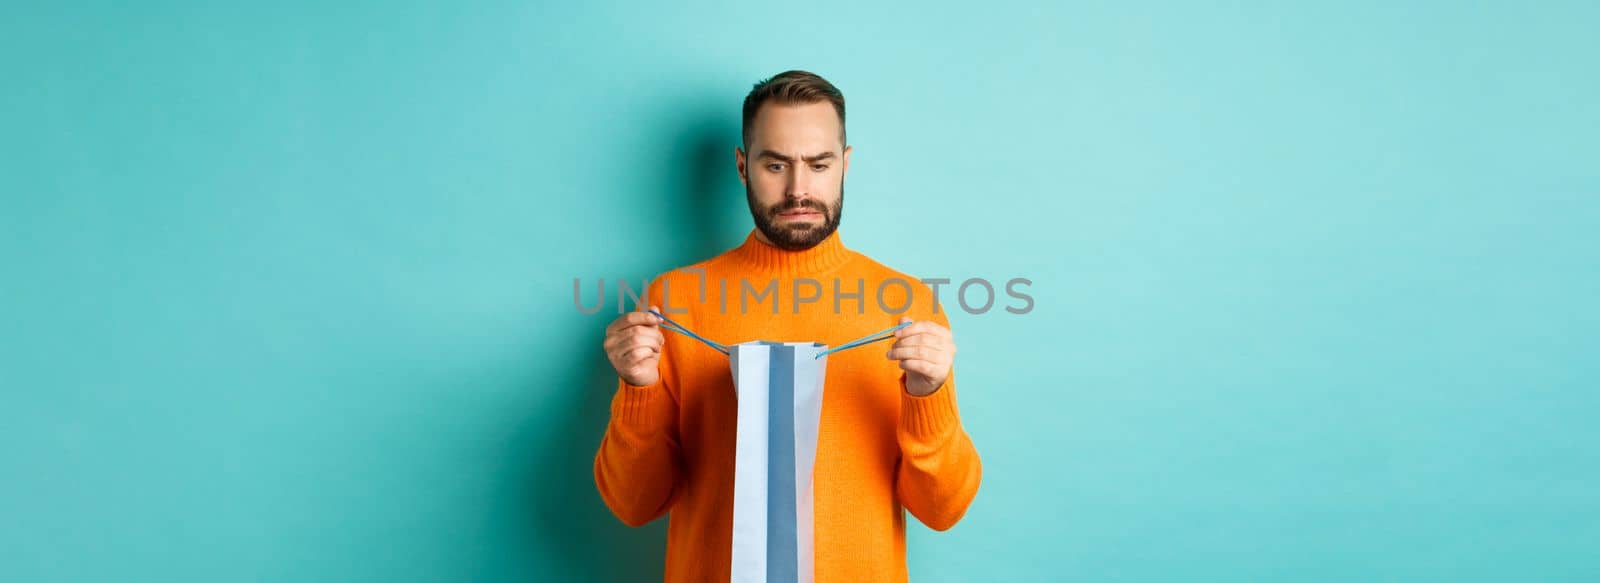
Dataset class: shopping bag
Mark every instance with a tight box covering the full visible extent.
[650,311,908,583]
[729,341,826,583]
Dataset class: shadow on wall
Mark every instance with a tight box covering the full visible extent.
[507,100,745,581]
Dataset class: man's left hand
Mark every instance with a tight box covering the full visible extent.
[885,317,956,397]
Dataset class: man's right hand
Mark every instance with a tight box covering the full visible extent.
[604,305,665,387]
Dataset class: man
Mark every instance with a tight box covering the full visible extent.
[594,70,981,582]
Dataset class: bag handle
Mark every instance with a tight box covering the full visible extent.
[813,321,910,359]
[647,309,729,355]
[647,310,910,359]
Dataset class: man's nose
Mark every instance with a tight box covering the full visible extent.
[785,165,811,199]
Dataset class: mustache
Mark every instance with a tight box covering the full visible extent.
[767,199,829,217]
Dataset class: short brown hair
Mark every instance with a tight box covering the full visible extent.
[741,70,846,149]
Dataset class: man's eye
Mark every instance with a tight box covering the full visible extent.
[811,164,829,172]
[767,164,785,172]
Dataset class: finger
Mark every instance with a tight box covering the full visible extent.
[625,364,658,381]
[604,325,659,350]
[627,322,665,343]
[886,346,941,362]
[607,312,653,333]
[625,356,659,378]
[617,336,662,356]
[897,358,941,378]
[607,311,661,333]
[905,320,952,339]
[894,321,950,339]
[891,333,944,349]
[638,305,665,326]
[636,325,665,346]
[621,345,658,363]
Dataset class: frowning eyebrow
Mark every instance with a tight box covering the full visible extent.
[755,150,836,163]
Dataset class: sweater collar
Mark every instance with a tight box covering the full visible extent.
[728,228,853,275]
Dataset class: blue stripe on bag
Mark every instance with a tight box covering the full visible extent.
[767,345,798,582]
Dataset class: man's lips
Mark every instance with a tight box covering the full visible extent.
[776,209,822,219]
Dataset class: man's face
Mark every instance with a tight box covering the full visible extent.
[736,101,851,251]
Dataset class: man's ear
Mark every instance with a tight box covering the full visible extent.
[734,146,747,185]
[842,145,852,176]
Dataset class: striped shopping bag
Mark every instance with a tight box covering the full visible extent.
[650,310,908,583]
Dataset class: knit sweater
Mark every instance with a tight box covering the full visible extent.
[593,229,982,582]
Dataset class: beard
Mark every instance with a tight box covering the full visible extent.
[745,184,845,251]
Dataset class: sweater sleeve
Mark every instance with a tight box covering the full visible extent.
[895,310,982,531]
[593,284,684,527]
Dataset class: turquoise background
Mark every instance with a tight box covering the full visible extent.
[3,1,1598,581]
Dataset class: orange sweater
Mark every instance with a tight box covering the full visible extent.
[594,229,982,582]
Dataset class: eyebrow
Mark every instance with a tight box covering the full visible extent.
[756,150,836,163]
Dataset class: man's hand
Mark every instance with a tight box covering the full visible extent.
[604,305,665,387]
[885,317,956,397]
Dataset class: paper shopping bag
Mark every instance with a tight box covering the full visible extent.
[728,341,828,583]
[647,311,909,583]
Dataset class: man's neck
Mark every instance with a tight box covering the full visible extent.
[753,229,775,247]
[730,228,850,275]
